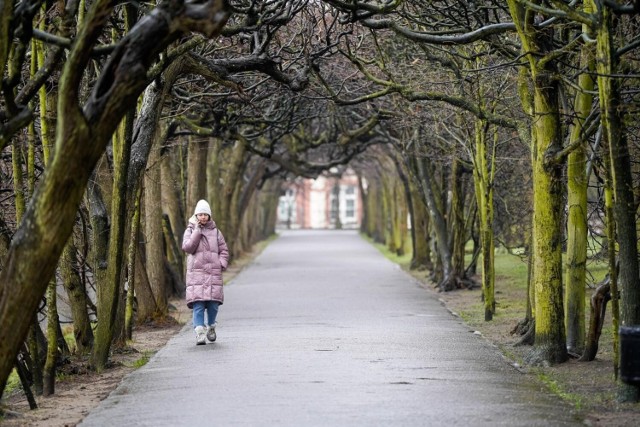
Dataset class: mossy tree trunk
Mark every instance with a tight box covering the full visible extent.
[391,173,408,257]
[125,187,142,340]
[42,278,58,395]
[380,174,393,252]
[91,107,134,368]
[564,39,594,355]
[508,0,567,365]
[60,240,94,354]
[593,2,640,401]
[391,152,415,259]
[369,176,384,243]
[603,166,619,371]
[528,69,567,364]
[472,119,496,321]
[409,175,432,270]
[450,157,468,281]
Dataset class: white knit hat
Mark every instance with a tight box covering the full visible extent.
[194,199,212,217]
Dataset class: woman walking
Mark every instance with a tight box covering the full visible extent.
[182,199,229,345]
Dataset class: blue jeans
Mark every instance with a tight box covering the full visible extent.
[192,301,220,328]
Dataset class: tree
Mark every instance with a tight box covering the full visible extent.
[591,0,640,401]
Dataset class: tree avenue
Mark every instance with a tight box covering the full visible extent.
[1,0,640,409]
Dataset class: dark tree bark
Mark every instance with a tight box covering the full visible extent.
[580,281,611,362]
[61,239,94,354]
[414,156,455,291]
[143,139,168,318]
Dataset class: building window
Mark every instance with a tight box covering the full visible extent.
[346,199,355,218]
[278,190,297,224]
[345,185,355,195]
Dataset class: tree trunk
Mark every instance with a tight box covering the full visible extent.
[527,69,567,365]
[450,158,467,280]
[595,3,640,401]
[358,174,369,235]
[27,317,43,395]
[220,141,248,257]
[207,138,222,224]
[400,162,417,263]
[161,145,185,270]
[529,80,565,361]
[135,243,159,321]
[259,179,280,240]
[508,0,567,365]
[564,41,594,355]
[42,279,58,396]
[60,239,94,354]
[162,214,185,297]
[473,120,496,320]
[603,167,620,378]
[333,179,342,230]
[186,136,209,216]
[415,156,454,291]
[392,176,408,256]
[409,178,432,270]
[580,280,610,362]
[145,141,168,316]
[381,175,393,252]
[91,110,134,369]
[368,177,384,243]
[125,187,142,340]
[234,159,268,255]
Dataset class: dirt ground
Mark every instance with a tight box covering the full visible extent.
[2,241,640,426]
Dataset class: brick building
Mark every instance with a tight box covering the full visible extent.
[277,168,362,229]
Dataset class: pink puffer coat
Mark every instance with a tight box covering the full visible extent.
[181,219,229,308]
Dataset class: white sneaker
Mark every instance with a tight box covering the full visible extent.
[195,326,206,345]
[206,324,217,342]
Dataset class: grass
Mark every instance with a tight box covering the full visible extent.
[362,233,413,266]
[127,353,150,369]
[536,371,584,411]
[4,370,20,396]
[62,325,77,354]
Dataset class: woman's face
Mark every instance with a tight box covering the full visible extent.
[196,213,209,224]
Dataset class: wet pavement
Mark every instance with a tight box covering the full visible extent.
[80,230,584,426]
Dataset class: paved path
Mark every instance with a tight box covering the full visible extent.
[80,230,582,426]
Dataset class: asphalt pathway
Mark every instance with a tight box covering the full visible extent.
[80,230,583,426]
